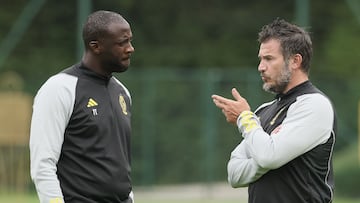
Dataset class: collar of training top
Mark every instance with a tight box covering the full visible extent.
[77,62,113,82]
[275,80,311,100]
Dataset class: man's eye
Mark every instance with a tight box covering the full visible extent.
[117,41,127,46]
[264,57,272,61]
[118,40,132,46]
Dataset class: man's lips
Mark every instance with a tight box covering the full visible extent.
[122,57,130,62]
[261,74,268,82]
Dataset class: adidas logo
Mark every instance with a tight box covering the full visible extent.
[87,98,98,107]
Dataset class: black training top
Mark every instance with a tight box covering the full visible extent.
[250,81,336,203]
[228,81,336,203]
[30,63,132,203]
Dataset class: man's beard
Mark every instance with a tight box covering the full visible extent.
[105,60,130,73]
[262,62,292,94]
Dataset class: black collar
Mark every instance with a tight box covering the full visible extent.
[77,62,113,82]
[275,81,312,101]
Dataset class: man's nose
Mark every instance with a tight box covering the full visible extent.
[127,43,135,53]
[258,62,265,72]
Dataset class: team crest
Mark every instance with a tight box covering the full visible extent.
[119,94,128,115]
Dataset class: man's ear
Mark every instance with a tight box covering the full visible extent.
[291,54,303,70]
[89,40,101,54]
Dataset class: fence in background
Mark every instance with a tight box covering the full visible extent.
[0,68,357,192]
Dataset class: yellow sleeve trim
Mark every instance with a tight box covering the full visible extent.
[50,197,64,203]
[238,111,260,133]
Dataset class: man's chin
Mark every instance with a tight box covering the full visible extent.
[263,83,277,94]
[117,66,129,73]
[114,63,129,73]
[263,86,272,94]
[263,82,289,94]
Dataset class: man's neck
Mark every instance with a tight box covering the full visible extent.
[283,73,309,94]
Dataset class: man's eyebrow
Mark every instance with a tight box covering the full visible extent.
[258,54,273,60]
[117,36,132,41]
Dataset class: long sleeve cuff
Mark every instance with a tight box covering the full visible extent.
[236,111,261,135]
[49,197,64,203]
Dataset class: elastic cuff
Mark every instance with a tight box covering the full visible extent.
[50,197,64,203]
[237,111,260,135]
[236,111,252,126]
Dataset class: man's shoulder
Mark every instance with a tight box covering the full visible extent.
[39,70,78,94]
[60,63,80,76]
[296,93,333,109]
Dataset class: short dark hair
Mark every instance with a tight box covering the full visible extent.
[82,10,126,49]
[258,18,313,74]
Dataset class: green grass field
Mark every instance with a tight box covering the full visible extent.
[0,193,359,203]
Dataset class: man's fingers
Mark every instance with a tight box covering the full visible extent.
[212,95,233,111]
[212,95,230,105]
[212,94,236,103]
[211,94,225,102]
[212,90,248,125]
[231,88,242,101]
[212,97,226,109]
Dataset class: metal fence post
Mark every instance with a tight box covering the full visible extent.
[0,0,47,69]
[141,73,156,185]
[77,0,92,60]
[295,0,310,27]
[202,69,219,183]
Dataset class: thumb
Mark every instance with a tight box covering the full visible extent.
[231,88,242,101]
